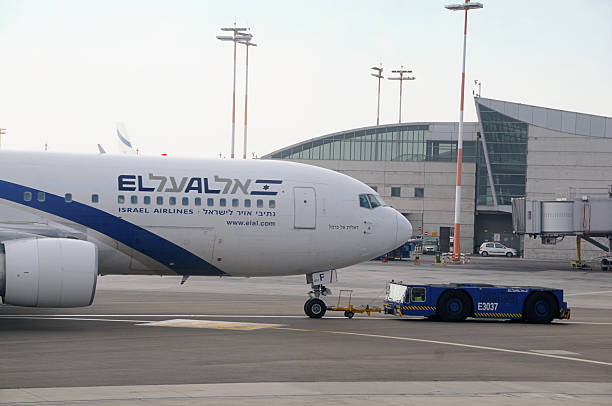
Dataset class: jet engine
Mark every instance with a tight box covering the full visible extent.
[0,238,98,307]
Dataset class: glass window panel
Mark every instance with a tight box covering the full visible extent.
[118,195,125,204]
[331,140,341,160]
[232,198,239,207]
[24,191,32,202]
[342,140,351,160]
[257,199,263,208]
[91,194,99,203]
[269,200,276,208]
[169,197,176,205]
[207,198,214,206]
[363,142,372,160]
[130,195,137,204]
[244,199,251,207]
[194,197,201,206]
[220,198,226,207]
[37,192,45,202]
[311,144,320,160]
[321,142,331,159]
[352,140,361,160]
[182,197,189,206]
[65,193,72,202]
[156,196,163,205]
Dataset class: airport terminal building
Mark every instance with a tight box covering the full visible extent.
[263,97,612,259]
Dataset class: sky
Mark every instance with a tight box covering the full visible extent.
[0,0,610,158]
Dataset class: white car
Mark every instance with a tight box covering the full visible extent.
[479,242,518,257]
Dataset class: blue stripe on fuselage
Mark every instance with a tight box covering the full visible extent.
[0,179,225,276]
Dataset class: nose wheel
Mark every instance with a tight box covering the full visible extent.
[304,298,327,318]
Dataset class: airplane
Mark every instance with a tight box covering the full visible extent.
[0,151,413,317]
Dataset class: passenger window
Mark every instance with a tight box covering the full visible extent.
[207,198,214,206]
[169,197,176,206]
[118,195,125,204]
[486,243,494,248]
[156,196,163,205]
[24,191,32,202]
[232,198,239,207]
[220,198,226,207]
[130,195,137,204]
[65,193,73,202]
[257,199,263,208]
[195,197,202,206]
[143,196,151,204]
[244,199,251,208]
[91,194,99,203]
[495,243,504,248]
[411,288,426,303]
[269,200,276,209]
[182,197,189,206]
[37,191,45,202]
[359,194,370,208]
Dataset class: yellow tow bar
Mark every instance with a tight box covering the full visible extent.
[327,289,381,318]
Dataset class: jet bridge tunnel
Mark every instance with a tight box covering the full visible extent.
[512,198,612,271]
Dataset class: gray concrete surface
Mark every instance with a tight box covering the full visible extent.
[1,257,611,405]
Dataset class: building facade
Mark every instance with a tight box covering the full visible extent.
[263,97,612,259]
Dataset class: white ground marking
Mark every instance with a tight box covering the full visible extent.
[137,319,282,330]
[0,316,149,323]
[0,314,353,319]
[565,290,612,296]
[276,328,612,367]
[3,315,612,325]
[530,350,581,355]
[1,381,611,405]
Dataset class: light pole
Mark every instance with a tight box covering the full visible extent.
[370,65,384,126]
[445,0,483,261]
[217,25,252,159]
[387,67,415,123]
[238,38,257,159]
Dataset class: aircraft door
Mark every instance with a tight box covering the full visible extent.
[294,187,316,229]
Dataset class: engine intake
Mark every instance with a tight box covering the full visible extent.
[0,238,98,307]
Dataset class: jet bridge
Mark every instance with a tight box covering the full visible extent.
[512,198,612,271]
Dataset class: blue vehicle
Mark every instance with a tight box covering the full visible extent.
[376,242,413,261]
[384,282,570,323]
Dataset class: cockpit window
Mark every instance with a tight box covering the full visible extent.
[359,194,370,208]
[367,194,385,208]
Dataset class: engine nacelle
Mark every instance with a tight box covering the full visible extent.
[0,238,98,307]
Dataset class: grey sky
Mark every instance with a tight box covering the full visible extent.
[0,0,610,158]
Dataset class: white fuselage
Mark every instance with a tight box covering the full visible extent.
[0,151,412,277]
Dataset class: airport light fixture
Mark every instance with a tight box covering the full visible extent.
[237,38,257,159]
[445,0,483,261]
[387,67,415,123]
[217,25,252,159]
[370,65,384,126]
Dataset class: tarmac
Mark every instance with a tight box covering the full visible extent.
[1,256,611,405]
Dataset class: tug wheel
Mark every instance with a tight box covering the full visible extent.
[524,293,555,324]
[438,290,470,322]
[344,311,355,319]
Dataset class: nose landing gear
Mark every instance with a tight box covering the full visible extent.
[305,273,332,318]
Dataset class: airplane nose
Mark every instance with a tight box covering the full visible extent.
[395,211,413,246]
